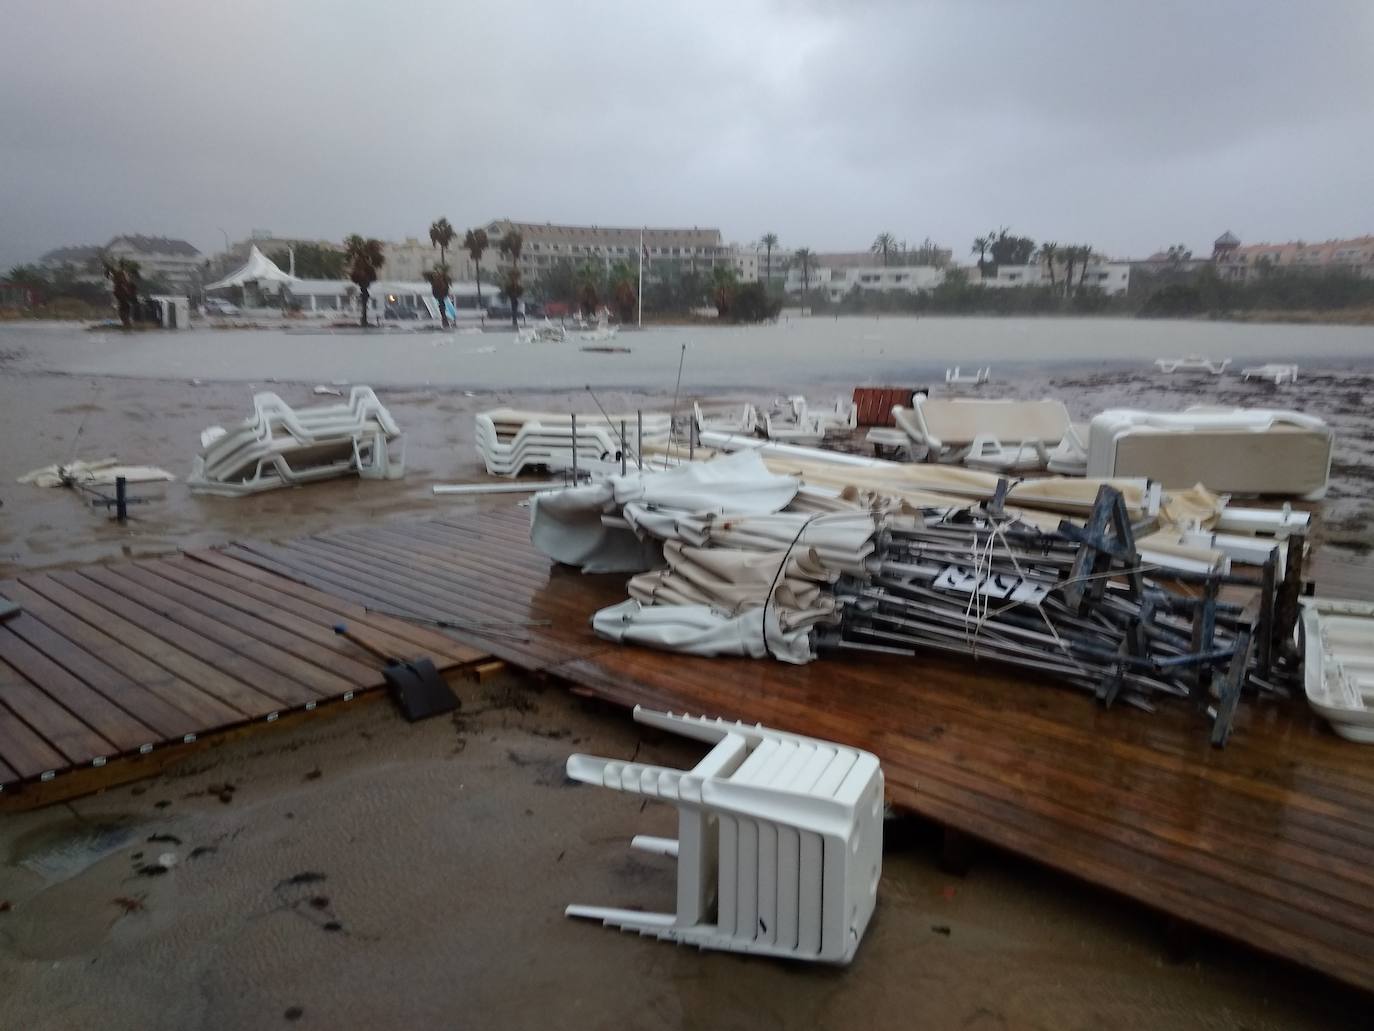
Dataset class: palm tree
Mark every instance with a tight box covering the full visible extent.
[498,230,525,328]
[761,232,779,287]
[793,247,815,303]
[575,260,601,317]
[1076,245,1094,292]
[102,257,140,328]
[872,232,897,267]
[429,217,455,267]
[344,235,385,327]
[1039,242,1058,290]
[1060,246,1076,297]
[609,261,637,322]
[972,235,992,273]
[501,267,524,329]
[463,227,490,311]
[427,261,452,328]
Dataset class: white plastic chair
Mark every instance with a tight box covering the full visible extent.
[565,706,883,964]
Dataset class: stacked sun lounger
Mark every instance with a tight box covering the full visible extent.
[1086,407,1333,499]
[188,387,405,496]
[476,408,671,477]
[891,397,1085,474]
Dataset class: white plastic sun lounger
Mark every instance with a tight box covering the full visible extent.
[1241,363,1299,386]
[476,409,671,477]
[693,401,758,436]
[1300,598,1374,743]
[188,387,405,496]
[1154,355,1231,375]
[565,706,883,964]
[945,367,990,385]
[1086,407,1333,499]
[893,397,1076,472]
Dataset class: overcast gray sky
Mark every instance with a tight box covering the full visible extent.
[2,0,1371,269]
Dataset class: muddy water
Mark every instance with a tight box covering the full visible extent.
[1,316,1372,391]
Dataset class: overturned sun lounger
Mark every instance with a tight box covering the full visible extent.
[188,386,405,496]
[565,706,883,964]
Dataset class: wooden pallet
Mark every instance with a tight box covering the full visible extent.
[219,506,1374,993]
[0,553,488,806]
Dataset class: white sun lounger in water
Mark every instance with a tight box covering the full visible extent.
[945,366,990,385]
[1154,355,1231,375]
[1241,363,1299,386]
[893,397,1077,472]
[1300,598,1374,743]
[188,387,405,496]
[1087,407,1333,499]
[565,706,883,964]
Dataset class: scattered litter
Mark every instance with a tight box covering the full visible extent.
[333,622,458,721]
[312,385,343,396]
[156,851,178,869]
[277,871,327,888]
[18,458,175,489]
[564,706,883,964]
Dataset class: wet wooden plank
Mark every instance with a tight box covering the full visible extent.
[1,580,246,729]
[0,641,118,763]
[182,550,484,664]
[0,703,65,781]
[73,565,343,704]
[0,595,202,740]
[118,563,379,687]
[28,573,287,716]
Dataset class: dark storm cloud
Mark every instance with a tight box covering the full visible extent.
[1,0,1370,269]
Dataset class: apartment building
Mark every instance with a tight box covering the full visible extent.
[1214,232,1374,281]
[480,220,734,277]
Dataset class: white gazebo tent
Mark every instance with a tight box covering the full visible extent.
[204,245,300,306]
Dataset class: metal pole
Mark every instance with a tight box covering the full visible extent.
[689,415,695,460]
[570,413,578,482]
[115,476,128,522]
[636,410,643,471]
[620,419,627,475]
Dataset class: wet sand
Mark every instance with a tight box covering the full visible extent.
[2,673,1369,1031]
[2,334,1373,1027]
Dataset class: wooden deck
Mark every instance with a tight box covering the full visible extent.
[0,554,488,797]
[217,505,1374,993]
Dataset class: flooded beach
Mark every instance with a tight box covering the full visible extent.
[2,317,1371,574]
[3,315,1372,392]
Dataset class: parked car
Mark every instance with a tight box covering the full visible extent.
[203,298,240,316]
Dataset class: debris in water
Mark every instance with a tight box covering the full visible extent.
[308,895,330,910]
[284,1006,304,1022]
[188,846,217,860]
[147,833,181,845]
[112,895,146,913]
[277,871,327,889]
[931,924,952,936]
